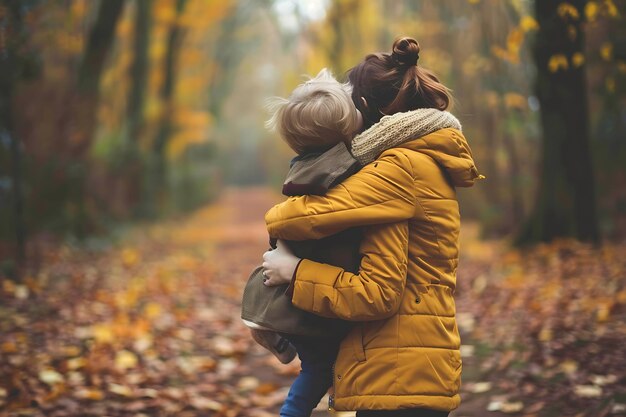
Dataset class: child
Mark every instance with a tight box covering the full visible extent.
[248,68,463,416]
[244,68,363,417]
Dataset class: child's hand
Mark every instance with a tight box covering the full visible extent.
[262,240,301,286]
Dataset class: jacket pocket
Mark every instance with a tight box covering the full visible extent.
[348,324,366,363]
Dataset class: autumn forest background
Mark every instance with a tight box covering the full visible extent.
[1,0,625,416]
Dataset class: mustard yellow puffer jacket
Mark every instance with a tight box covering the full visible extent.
[266,128,481,412]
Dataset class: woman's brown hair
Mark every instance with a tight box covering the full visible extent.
[348,37,452,130]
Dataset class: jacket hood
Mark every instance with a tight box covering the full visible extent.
[399,128,484,188]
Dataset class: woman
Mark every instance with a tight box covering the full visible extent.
[262,37,483,417]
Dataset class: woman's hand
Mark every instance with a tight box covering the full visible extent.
[262,240,301,286]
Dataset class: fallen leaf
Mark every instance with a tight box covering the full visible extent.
[67,357,86,370]
[590,374,617,386]
[137,388,159,398]
[255,382,280,395]
[15,285,29,299]
[460,345,475,357]
[189,396,222,411]
[39,369,64,385]
[238,376,260,391]
[74,388,105,400]
[487,400,503,411]
[1,341,18,353]
[501,401,524,413]
[114,349,139,370]
[574,385,602,398]
[92,323,114,344]
[60,345,82,357]
[108,383,134,397]
[559,359,578,375]
[470,381,492,393]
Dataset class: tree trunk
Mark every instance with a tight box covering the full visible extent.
[146,0,187,214]
[78,0,126,94]
[518,0,599,244]
[0,0,27,276]
[123,0,151,214]
[69,0,125,157]
[127,0,150,142]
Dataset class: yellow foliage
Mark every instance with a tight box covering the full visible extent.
[491,24,529,66]
[504,93,527,110]
[571,52,585,67]
[492,46,514,64]
[180,50,204,67]
[604,0,620,17]
[166,127,209,160]
[548,54,569,72]
[303,0,382,76]
[557,3,580,20]
[153,0,177,25]
[617,61,626,73]
[149,41,167,60]
[520,16,539,32]
[600,43,613,61]
[507,27,524,58]
[173,109,213,128]
[178,76,210,100]
[181,0,233,29]
[585,1,600,21]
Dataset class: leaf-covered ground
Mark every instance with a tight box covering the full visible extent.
[1,187,625,417]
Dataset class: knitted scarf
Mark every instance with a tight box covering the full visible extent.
[351,108,462,165]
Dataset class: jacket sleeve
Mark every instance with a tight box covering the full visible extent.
[266,151,416,240]
[290,221,409,321]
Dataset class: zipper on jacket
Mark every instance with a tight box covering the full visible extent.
[329,362,336,411]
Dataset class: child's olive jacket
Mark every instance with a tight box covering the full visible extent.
[265,127,482,412]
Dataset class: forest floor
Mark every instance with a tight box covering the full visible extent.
[1,187,626,417]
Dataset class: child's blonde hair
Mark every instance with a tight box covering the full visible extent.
[266,68,360,154]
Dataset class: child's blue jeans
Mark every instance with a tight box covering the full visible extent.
[279,335,341,417]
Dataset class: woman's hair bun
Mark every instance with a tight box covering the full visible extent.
[391,37,420,66]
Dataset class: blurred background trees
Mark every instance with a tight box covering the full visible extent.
[0,0,624,276]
